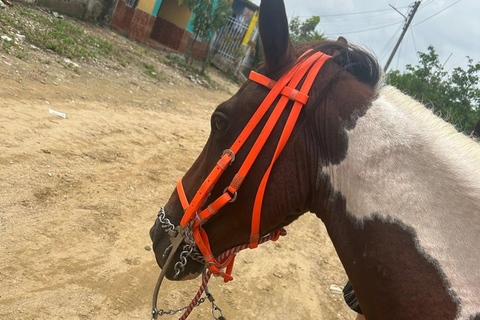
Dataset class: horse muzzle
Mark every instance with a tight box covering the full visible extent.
[150,208,204,281]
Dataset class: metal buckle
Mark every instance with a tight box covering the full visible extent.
[223,187,237,203]
[221,149,235,164]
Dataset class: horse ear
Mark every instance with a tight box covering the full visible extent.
[337,36,348,45]
[259,0,295,75]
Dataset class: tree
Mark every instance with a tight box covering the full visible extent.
[387,46,480,132]
[289,16,325,45]
[181,0,232,73]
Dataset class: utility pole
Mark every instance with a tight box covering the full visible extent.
[384,1,421,72]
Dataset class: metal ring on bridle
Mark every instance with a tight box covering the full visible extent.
[223,187,237,203]
[221,149,235,163]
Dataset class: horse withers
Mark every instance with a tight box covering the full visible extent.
[149,0,480,318]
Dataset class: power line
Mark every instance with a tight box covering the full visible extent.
[320,16,404,25]
[325,20,403,36]
[419,0,435,10]
[296,6,409,18]
[410,27,419,63]
[414,0,464,26]
[380,24,403,60]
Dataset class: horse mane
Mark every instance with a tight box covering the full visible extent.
[381,86,480,170]
[265,39,383,90]
[305,40,382,89]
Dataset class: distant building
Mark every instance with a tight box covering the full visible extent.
[111,0,259,67]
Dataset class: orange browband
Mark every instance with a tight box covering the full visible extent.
[176,51,331,282]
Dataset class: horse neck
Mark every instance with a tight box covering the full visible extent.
[316,85,480,319]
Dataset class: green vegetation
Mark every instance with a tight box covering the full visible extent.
[387,46,480,132]
[142,62,158,78]
[165,53,217,87]
[289,16,325,45]
[180,0,232,73]
[0,4,113,60]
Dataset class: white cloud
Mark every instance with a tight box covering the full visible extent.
[250,0,480,71]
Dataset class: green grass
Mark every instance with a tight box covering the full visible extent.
[142,62,158,78]
[0,4,113,60]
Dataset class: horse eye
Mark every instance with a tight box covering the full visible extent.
[213,116,228,132]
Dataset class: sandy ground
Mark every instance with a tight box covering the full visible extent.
[0,32,355,319]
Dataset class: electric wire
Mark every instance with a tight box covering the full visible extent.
[419,0,435,10]
[414,0,464,26]
[297,6,409,18]
[325,20,403,36]
[410,27,419,63]
[379,24,403,61]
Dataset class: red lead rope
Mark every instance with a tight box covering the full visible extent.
[176,52,331,282]
[177,229,287,320]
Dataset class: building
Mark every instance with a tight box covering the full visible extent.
[110,0,259,63]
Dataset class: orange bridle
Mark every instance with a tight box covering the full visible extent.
[176,51,331,282]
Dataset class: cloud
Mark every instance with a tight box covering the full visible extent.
[250,0,480,71]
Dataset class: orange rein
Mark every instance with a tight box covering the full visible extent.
[176,51,331,282]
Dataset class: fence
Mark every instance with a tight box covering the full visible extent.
[210,15,252,73]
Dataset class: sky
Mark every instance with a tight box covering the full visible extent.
[249,0,480,72]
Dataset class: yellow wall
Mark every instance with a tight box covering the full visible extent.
[157,0,192,29]
[137,0,156,15]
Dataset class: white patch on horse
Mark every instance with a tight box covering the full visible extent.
[322,86,480,319]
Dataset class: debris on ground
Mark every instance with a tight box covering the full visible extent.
[49,109,66,119]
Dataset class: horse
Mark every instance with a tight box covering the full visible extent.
[149,0,480,318]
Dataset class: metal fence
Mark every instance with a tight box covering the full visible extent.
[211,16,250,66]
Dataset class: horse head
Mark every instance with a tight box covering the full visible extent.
[149,0,379,281]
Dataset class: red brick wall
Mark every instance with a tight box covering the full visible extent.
[179,31,210,59]
[150,17,185,51]
[110,0,135,33]
[111,5,210,59]
[129,9,154,42]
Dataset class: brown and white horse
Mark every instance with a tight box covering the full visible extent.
[149,0,480,318]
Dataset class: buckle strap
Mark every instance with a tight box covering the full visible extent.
[249,71,276,89]
[281,86,309,104]
[250,71,309,105]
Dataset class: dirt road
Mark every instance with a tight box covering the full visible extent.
[0,31,355,319]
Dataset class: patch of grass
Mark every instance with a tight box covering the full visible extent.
[0,4,114,61]
[1,39,14,53]
[165,53,220,88]
[165,53,187,68]
[14,50,26,59]
[142,62,158,78]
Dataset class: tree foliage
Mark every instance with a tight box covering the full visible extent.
[289,16,324,45]
[181,0,232,41]
[387,46,480,132]
[180,0,232,69]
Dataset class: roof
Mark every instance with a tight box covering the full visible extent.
[238,0,259,11]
